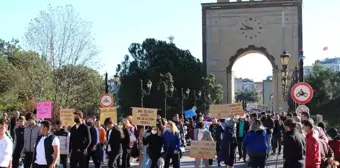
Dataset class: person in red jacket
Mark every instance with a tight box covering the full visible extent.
[327,128,340,166]
[303,120,321,168]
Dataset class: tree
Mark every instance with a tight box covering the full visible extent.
[24,5,100,105]
[116,38,223,117]
[305,61,340,125]
[235,88,259,109]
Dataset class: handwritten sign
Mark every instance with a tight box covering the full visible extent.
[210,103,244,118]
[36,102,52,119]
[190,140,216,159]
[100,107,117,125]
[132,107,157,126]
[60,109,75,126]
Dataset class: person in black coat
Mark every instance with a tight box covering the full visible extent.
[272,115,283,154]
[106,118,122,168]
[117,121,130,168]
[69,112,91,168]
[144,126,163,168]
[12,116,25,168]
[85,119,100,168]
[283,118,306,168]
[209,118,224,166]
[262,114,274,156]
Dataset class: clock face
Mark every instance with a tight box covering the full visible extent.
[240,17,262,39]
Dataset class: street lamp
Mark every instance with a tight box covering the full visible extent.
[141,79,152,108]
[280,50,291,71]
[194,90,202,106]
[164,83,174,118]
[181,88,190,115]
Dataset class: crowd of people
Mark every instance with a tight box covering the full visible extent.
[0,110,339,168]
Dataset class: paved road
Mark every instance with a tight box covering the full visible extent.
[95,150,284,168]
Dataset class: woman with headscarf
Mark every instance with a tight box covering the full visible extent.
[218,121,237,168]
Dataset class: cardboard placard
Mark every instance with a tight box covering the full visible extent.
[210,103,244,118]
[59,109,75,126]
[131,107,157,126]
[190,140,216,159]
[36,102,52,119]
[100,107,117,125]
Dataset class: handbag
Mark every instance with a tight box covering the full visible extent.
[130,133,137,142]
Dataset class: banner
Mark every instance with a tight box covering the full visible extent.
[210,103,244,118]
[190,140,216,159]
[36,102,52,119]
[132,107,157,126]
[100,107,117,125]
[60,109,75,126]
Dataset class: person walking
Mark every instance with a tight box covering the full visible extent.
[163,121,181,168]
[95,121,106,165]
[0,119,13,168]
[22,112,40,168]
[54,120,70,168]
[69,112,91,168]
[193,121,213,168]
[218,122,238,168]
[85,119,100,168]
[303,119,321,168]
[236,116,249,162]
[144,126,163,168]
[32,121,60,168]
[117,121,130,168]
[106,118,122,168]
[272,115,283,155]
[209,118,224,166]
[262,114,274,157]
[12,116,25,168]
[282,118,305,168]
[243,119,267,168]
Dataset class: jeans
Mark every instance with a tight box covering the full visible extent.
[59,154,68,168]
[70,150,86,168]
[265,133,272,155]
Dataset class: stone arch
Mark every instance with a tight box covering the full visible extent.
[226,45,278,73]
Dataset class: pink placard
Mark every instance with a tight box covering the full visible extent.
[36,102,52,119]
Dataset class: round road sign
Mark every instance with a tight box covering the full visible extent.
[291,82,313,104]
[296,105,310,115]
[100,93,114,107]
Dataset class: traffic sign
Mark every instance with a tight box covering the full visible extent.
[291,82,313,104]
[295,105,310,115]
[100,93,114,107]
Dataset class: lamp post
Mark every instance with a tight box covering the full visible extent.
[194,90,202,106]
[105,72,109,94]
[164,83,174,119]
[113,75,121,106]
[141,79,152,108]
[181,88,190,115]
[280,50,301,111]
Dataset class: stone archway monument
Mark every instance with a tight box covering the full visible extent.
[202,0,302,112]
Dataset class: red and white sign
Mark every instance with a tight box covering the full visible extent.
[100,93,114,107]
[291,82,313,104]
[295,105,310,115]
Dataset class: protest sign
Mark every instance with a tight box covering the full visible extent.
[210,103,244,118]
[100,107,117,125]
[132,107,157,126]
[59,109,75,126]
[190,140,216,159]
[36,102,52,119]
[185,108,197,118]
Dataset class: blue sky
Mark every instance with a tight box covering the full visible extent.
[1,0,339,82]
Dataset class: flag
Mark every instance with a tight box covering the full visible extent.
[323,46,328,51]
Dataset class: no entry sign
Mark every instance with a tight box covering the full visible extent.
[291,82,313,104]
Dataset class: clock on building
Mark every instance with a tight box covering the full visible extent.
[240,17,262,39]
